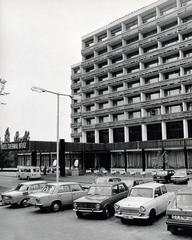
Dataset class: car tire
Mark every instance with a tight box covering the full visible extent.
[102,206,111,219]
[20,199,29,208]
[148,209,156,225]
[76,212,83,218]
[51,201,61,212]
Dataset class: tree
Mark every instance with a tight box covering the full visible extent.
[4,128,10,143]
[0,78,9,105]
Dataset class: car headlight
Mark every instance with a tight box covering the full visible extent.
[73,202,78,209]
[139,206,146,213]
[95,203,100,210]
[114,204,120,211]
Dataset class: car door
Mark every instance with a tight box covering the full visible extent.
[154,187,165,215]
[70,184,85,201]
[57,185,72,205]
[160,185,172,210]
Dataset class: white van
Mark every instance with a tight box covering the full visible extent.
[17,166,41,180]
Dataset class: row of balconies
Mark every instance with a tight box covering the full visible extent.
[81,1,192,55]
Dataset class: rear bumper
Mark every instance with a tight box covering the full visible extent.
[167,219,192,229]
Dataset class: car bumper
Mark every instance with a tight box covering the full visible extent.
[115,213,149,220]
[73,209,103,213]
[167,219,192,229]
[171,179,188,183]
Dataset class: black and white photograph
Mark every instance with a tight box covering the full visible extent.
[1,0,192,239]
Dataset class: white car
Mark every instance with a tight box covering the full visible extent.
[115,182,175,224]
[171,172,189,184]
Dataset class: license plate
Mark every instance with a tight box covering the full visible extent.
[124,215,133,219]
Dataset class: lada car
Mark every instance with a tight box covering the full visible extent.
[166,188,192,233]
[115,182,175,224]
[171,172,189,184]
[73,182,129,219]
[29,182,87,212]
[1,181,47,207]
[153,169,175,183]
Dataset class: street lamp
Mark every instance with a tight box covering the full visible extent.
[31,86,80,182]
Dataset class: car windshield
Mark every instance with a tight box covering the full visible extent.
[15,184,28,192]
[129,188,153,198]
[41,185,55,194]
[88,186,112,196]
[174,194,192,210]
[157,171,167,175]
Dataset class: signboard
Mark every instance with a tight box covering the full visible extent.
[1,141,29,151]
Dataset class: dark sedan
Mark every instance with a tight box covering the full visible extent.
[153,169,175,183]
[73,182,128,219]
[166,188,192,234]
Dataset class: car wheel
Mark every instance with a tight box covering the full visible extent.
[51,201,61,212]
[20,199,29,208]
[76,212,83,218]
[148,209,156,225]
[103,206,111,219]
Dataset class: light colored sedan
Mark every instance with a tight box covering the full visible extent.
[171,172,189,184]
[29,182,87,212]
[115,182,175,224]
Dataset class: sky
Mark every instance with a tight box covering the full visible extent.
[0,0,157,142]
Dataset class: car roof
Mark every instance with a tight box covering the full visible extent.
[47,182,81,186]
[91,182,122,187]
[21,180,47,185]
[132,182,165,189]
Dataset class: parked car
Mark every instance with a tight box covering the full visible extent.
[114,182,175,224]
[73,182,129,219]
[121,179,146,190]
[29,182,87,212]
[153,169,175,183]
[171,172,189,184]
[17,166,41,180]
[1,181,47,207]
[166,188,192,233]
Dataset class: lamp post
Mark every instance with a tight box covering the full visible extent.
[31,86,77,183]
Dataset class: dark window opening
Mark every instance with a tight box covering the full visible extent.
[99,129,109,143]
[147,124,162,140]
[113,128,125,143]
[166,121,183,139]
[86,131,95,143]
[129,126,142,142]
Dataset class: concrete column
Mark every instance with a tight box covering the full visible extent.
[122,39,126,47]
[179,49,184,59]
[183,119,189,138]
[142,124,147,141]
[81,131,86,143]
[180,66,184,76]
[159,72,164,81]
[141,108,146,118]
[177,16,182,25]
[124,126,129,142]
[93,35,97,44]
[138,15,142,26]
[161,105,166,114]
[140,77,145,86]
[139,47,143,55]
[141,92,145,102]
[178,33,183,43]
[156,7,160,18]
[181,84,185,94]
[139,32,143,40]
[107,29,111,39]
[158,56,163,65]
[95,129,99,143]
[109,128,113,143]
[158,41,162,49]
[123,67,127,75]
[183,102,187,111]
[121,22,126,32]
[162,122,167,140]
[140,62,144,71]
[176,0,181,7]
[160,88,164,98]
[157,24,161,33]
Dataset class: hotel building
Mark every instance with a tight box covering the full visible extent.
[71,0,192,172]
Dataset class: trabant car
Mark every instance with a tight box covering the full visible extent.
[166,188,192,233]
[1,181,47,207]
[115,182,175,224]
[29,182,87,212]
[153,169,175,183]
[171,172,189,184]
[73,182,128,219]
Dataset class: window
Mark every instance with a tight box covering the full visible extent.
[143,44,158,53]
[144,60,158,69]
[184,67,192,75]
[73,78,80,84]
[183,32,192,40]
[128,80,140,88]
[165,88,181,97]
[187,102,192,111]
[145,75,159,84]
[86,104,95,112]
[113,113,124,121]
[160,3,177,16]
[73,67,80,74]
[142,11,156,23]
[162,37,178,47]
[161,20,177,31]
[113,99,124,106]
[129,111,141,119]
[146,92,160,100]
[128,96,140,104]
[86,91,94,98]
[118,184,126,193]
[182,15,192,23]
[97,32,107,42]
[86,118,95,125]
[111,69,123,77]
[164,70,180,79]
[166,105,182,114]
[184,49,192,57]
[182,0,192,7]
[147,108,161,117]
[58,185,70,193]
[126,50,139,59]
[97,48,107,55]
[126,35,139,45]
[85,78,94,85]
[99,115,109,123]
[127,65,140,73]
[98,88,108,95]
[85,38,94,48]
[98,61,108,68]
[85,53,94,60]
[111,42,122,50]
[161,185,167,194]
[111,55,123,64]
[71,184,82,192]
[98,74,108,82]
[143,29,157,38]
[154,187,162,197]
[111,26,122,36]
[99,102,109,109]
[186,85,192,93]
[125,20,138,30]
[163,54,179,63]
[85,65,94,73]
[112,84,124,92]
